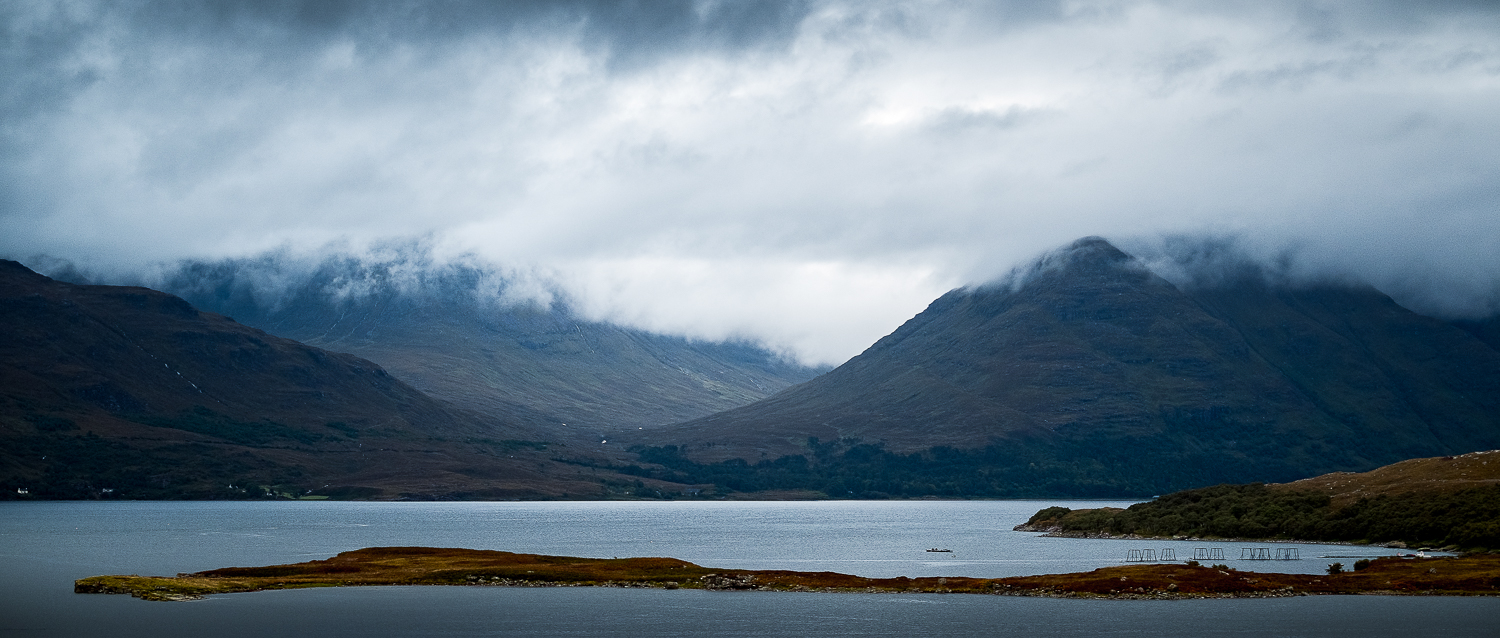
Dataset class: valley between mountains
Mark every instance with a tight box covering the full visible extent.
[5,237,1499,500]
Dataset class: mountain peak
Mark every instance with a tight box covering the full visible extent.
[961,236,1148,308]
[1066,235,1121,253]
[1036,236,1135,278]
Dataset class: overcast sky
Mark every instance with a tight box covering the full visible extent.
[3,1,1499,365]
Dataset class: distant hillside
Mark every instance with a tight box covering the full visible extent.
[1016,450,1500,551]
[616,237,1500,497]
[0,260,663,500]
[148,253,823,432]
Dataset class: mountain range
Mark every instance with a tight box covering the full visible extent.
[616,238,1500,497]
[150,253,823,433]
[9,236,1500,500]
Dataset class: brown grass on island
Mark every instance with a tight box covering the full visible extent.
[75,546,1500,602]
[1278,450,1500,508]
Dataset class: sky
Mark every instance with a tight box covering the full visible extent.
[3,0,1499,365]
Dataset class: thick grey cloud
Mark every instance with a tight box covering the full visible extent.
[4,0,1499,364]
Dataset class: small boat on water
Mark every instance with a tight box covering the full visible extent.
[925,548,952,553]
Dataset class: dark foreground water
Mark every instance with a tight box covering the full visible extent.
[2,501,1494,637]
[21,585,1500,638]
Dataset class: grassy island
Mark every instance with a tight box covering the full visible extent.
[75,546,1500,602]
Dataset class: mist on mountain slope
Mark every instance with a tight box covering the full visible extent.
[46,242,829,431]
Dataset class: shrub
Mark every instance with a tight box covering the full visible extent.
[1327,562,1344,575]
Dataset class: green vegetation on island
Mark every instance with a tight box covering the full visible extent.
[1021,484,1500,550]
[1018,451,1500,552]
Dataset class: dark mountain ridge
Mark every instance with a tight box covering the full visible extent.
[619,238,1500,496]
[0,260,648,499]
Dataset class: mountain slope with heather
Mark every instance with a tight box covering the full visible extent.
[0,260,652,500]
[617,238,1500,497]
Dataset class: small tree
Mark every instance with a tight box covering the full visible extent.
[1353,559,1372,571]
[1327,562,1344,575]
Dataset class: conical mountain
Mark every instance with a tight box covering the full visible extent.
[626,238,1500,495]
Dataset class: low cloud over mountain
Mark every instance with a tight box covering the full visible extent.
[4,1,1499,364]
[622,238,1500,496]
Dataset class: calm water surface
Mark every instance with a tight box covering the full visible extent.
[2,501,1494,637]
